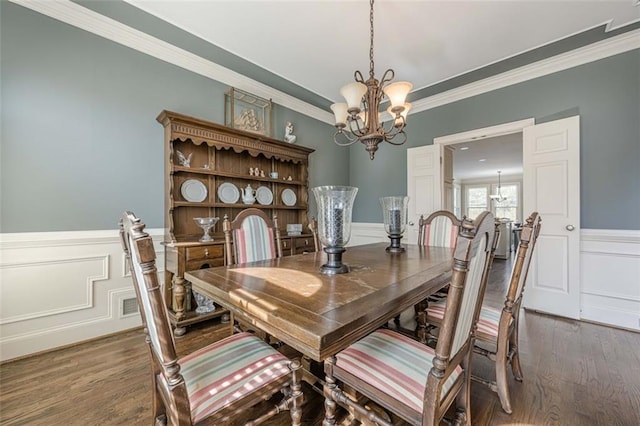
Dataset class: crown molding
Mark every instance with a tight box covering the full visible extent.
[411,29,640,115]
[10,1,640,126]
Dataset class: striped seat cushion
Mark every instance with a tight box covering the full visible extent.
[426,300,502,338]
[233,215,276,264]
[178,332,290,423]
[335,328,462,414]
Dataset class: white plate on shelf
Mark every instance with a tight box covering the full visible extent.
[256,186,273,205]
[217,182,240,204]
[181,179,207,203]
[282,188,297,206]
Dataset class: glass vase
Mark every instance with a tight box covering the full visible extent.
[312,185,358,274]
[380,195,409,253]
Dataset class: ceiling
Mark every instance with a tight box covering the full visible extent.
[125,0,639,103]
[452,133,523,181]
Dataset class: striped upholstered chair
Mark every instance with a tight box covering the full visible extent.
[418,210,462,248]
[223,208,283,339]
[119,211,302,425]
[323,212,496,426]
[223,208,282,265]
[425,212,541,414]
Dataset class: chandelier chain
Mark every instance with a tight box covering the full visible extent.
[369,0,375,79]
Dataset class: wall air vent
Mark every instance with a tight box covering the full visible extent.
[122,297,139,316]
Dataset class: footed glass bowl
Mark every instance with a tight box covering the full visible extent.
[193,217,219,242]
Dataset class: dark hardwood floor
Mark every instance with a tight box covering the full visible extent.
[1,255,639,425]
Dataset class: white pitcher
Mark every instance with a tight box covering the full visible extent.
[241,184,256,204]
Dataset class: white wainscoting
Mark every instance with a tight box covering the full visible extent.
[0,229,165,362]
[580,229,640,331]
[1,226,637,361]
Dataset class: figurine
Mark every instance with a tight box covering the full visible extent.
[287,175,293,181]
[249,167,254,176]
[260,170,265,178]
[284,122,297,144]
[176,150,192,167]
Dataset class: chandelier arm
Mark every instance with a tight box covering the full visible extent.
[385,130,407,146]
[347,117,367,137]
[354,70,366,84]
[334,129,360,146]
[379,69,395,87]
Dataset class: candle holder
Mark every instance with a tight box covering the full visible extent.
[380,196,409,253]
[312,186,358,275]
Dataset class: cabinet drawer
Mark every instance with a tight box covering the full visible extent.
[281,238,292,251]
[186,245,223,262]
[294,237,315,250]
[186,257,224,271]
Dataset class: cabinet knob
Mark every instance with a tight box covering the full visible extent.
[204,249,209,257]
[305,240,309,245]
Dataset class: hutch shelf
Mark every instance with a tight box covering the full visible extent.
[157,110,315,335]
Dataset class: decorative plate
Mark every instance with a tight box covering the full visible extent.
[217,182,240,204]
[181,179,207,203]
[256,186,273,205]
[282,188,297,206]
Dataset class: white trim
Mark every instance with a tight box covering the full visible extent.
[8,1,639,126]
[434,119,535,145]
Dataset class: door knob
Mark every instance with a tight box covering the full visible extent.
[408,221,414,226]
[565,225,575,231]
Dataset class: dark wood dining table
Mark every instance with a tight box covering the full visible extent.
[186,242,452,363]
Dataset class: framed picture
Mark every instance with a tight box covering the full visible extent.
[225,87,273,137]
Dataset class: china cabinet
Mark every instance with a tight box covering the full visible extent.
[157,110,315,335]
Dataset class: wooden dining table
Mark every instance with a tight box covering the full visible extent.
[186,242,452,363]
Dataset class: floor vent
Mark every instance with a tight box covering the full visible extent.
[122,297,139,316]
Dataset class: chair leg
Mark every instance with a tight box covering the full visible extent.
[454,352,472,426]
[509,320,524,381]
[495,330,513,414]
[323,356,338,426]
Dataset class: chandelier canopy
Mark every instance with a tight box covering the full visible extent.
[330,0,412,160]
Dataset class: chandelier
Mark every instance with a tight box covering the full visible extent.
[330,0,412,160]
[490,171,508,203]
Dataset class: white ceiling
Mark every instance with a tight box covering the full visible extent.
[452,133,523,181]
[125,0,639,102]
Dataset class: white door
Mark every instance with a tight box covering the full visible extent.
[522,116,581,319]
[407,145,442,244]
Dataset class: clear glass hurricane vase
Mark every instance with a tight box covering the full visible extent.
[380,196,409,253]
[312,186,358,274]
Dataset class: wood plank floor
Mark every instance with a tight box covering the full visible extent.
[1,256,639,425]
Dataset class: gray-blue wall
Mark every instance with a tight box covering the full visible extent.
[0,2,344,232]
[350,50,640,229]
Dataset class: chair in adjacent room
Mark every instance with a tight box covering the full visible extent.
[120,211,303,425]
[308,216,321,252]
[322,211,496,426]
[425,212,542,413]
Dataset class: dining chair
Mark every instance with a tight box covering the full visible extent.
[323,211,496,426]
[119,211,303,425]
[223,208,283,265]
[223,208,283,340]
[425,212,541,414]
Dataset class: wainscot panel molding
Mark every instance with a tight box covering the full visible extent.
[0,228,165,362]
[348,223,388,247]
[580,229,640,331]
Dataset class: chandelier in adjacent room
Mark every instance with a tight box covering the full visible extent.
[330,0,412,160]
[490,171,508,203]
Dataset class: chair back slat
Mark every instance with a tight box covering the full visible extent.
[513,213,542,302]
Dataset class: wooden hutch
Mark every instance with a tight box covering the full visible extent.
[157,110,315,335]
